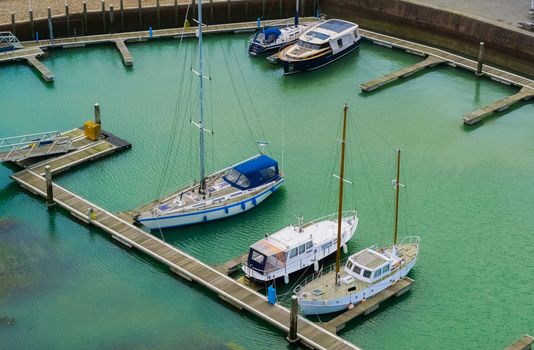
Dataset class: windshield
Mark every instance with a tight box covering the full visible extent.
[225,168,241,182]
[297,40,325,50]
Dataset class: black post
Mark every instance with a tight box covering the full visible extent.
[11,13,16,36]
[65,4,70,36]
[83,2,88,34]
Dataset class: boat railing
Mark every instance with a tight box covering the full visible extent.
[369,235,420,251]
[293,256,350,295]
[300,210,357,229]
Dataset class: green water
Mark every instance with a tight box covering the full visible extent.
[1,34,533,349]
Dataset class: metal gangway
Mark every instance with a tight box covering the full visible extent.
[0,131,75,162]
[0,32,23,52]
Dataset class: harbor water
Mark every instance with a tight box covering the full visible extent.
[1,34,533,349]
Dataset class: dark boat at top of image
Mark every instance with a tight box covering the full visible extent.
[278,19,362,74]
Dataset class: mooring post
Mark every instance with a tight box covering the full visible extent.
[45,166,55,207]
[287,295,298,343]
[120,0,125,31]
[476,41,485,76]
[94,103,101,125]
[65,4,70,36]
[156,0,161,28]
[110,5,115,33]
[262,0,265,18]
[227,0,231,22]
[47,7,54,43]
[192,0,196,23]
[29,9,34,40]
[83,2,88,34]
[101,0,106,33]
[138,0,143,30]
[11,13,16,36]
[174,0,179,26]
[301,0,305,16]
[245,0,248,20]
[278,0,282,17]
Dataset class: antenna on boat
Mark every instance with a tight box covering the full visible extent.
[335,103,348,286]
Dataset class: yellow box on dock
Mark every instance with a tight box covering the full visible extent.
[84,121,101,141]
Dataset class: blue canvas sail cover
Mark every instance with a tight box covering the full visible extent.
[224,155,280,190]
[263,27,282,39]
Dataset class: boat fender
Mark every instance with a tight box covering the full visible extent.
[362,297,366,303]
[284,274,289,284]
[241,202,246,210]
[313,261,319,272]
[348,303,354,310]
[224,207,229,214]
[252,198,257,206]
[342,244,348,254]
[203,215,208,222]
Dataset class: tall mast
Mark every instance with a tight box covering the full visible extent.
[198,0,206,192]
[335,104,348,286]
[393,149,401,246]
[294,0,300,26]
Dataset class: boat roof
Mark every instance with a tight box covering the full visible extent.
[301,19,358,45]
[234,154,277,175]
[225,154,279,190]
[350,248,389,269]
[252,219,344,256]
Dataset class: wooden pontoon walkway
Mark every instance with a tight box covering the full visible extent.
[321,278,414,334]
[505,335,534,350]
[9,130,360,350]
[360,56,446,92]
[360,29,534,125]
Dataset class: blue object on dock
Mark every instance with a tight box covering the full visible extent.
[257,18,261,28]
[36,31,39,42]
[149,26,153,38]
[316,9,320,19]
[267,286,276,305]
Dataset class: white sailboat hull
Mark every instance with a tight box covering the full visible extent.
[298,258,417,315]
[138,179,284,229]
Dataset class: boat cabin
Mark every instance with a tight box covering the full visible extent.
[223,155,280,190]
[296,19,359,54]
[342,248,392,284]
[252,27,282,45]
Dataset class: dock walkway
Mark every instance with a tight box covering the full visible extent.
[9,126,360,350]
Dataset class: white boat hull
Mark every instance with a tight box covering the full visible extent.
[138,179,284,229]
[299,258,417,315]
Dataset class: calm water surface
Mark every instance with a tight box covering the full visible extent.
[1,34,533,349]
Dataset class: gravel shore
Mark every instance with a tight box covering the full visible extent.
[1,0,533,27]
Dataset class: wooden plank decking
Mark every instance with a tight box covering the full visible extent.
[360,55,446,92]
[25,55,54,81]
[505,335,534,350]
[114,40,133,66]
[321,277,414,334]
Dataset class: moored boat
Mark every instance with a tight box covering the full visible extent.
[295,150,421,315]
[278,19,362,74]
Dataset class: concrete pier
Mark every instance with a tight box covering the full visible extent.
[360,55,446,92]
[25,55,54,82]
[463,86,534,125]
[114,39,133,66]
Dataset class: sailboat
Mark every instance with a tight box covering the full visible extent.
[136,0,284,230]
[248,0,316,56]
[242,104,358,284]
[295,149,420,315]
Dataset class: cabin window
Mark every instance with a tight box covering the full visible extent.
[374,269,382,278]
[382,265,390,273]
[226,169,240,182]
[363,270,372,278]
[299,244,306,254]
[259,166,277,180]
[289,247,298,258]
[251,251,265,265]
[346,261,353,270]
[352,265,361,275]
[337,38,343,48]
[305,241,313,250]
[236,175,251,188]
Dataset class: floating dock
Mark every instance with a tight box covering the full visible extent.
[360,29,534,125]
[215,253,248,275]
[505,335,534,350]
[321,277,414,334]
[463,86,534,125]
[25,54,54,81]
[360,56,446,92]
[7,122,361,350]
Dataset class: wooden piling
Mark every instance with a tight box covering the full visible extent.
[110,5,115,33]
[245,0,248,20]
[138,0,142,30]
[287,295,298,343]
[227,0,231,22]
[279,0,283,17]
[476,42,485,76]
[301,0,305,17]
[29,9,34,40]
[262,0,265,18]
[11,13,16,36]
[101,0,106,33]
[120,0,125,32]
[157,0,161,28]
[83,2,88,34]
[192,0,196,23]
[45,166,54,207]
[210,0,213,23]
[94,103,101,125]
[65,4,70,36]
